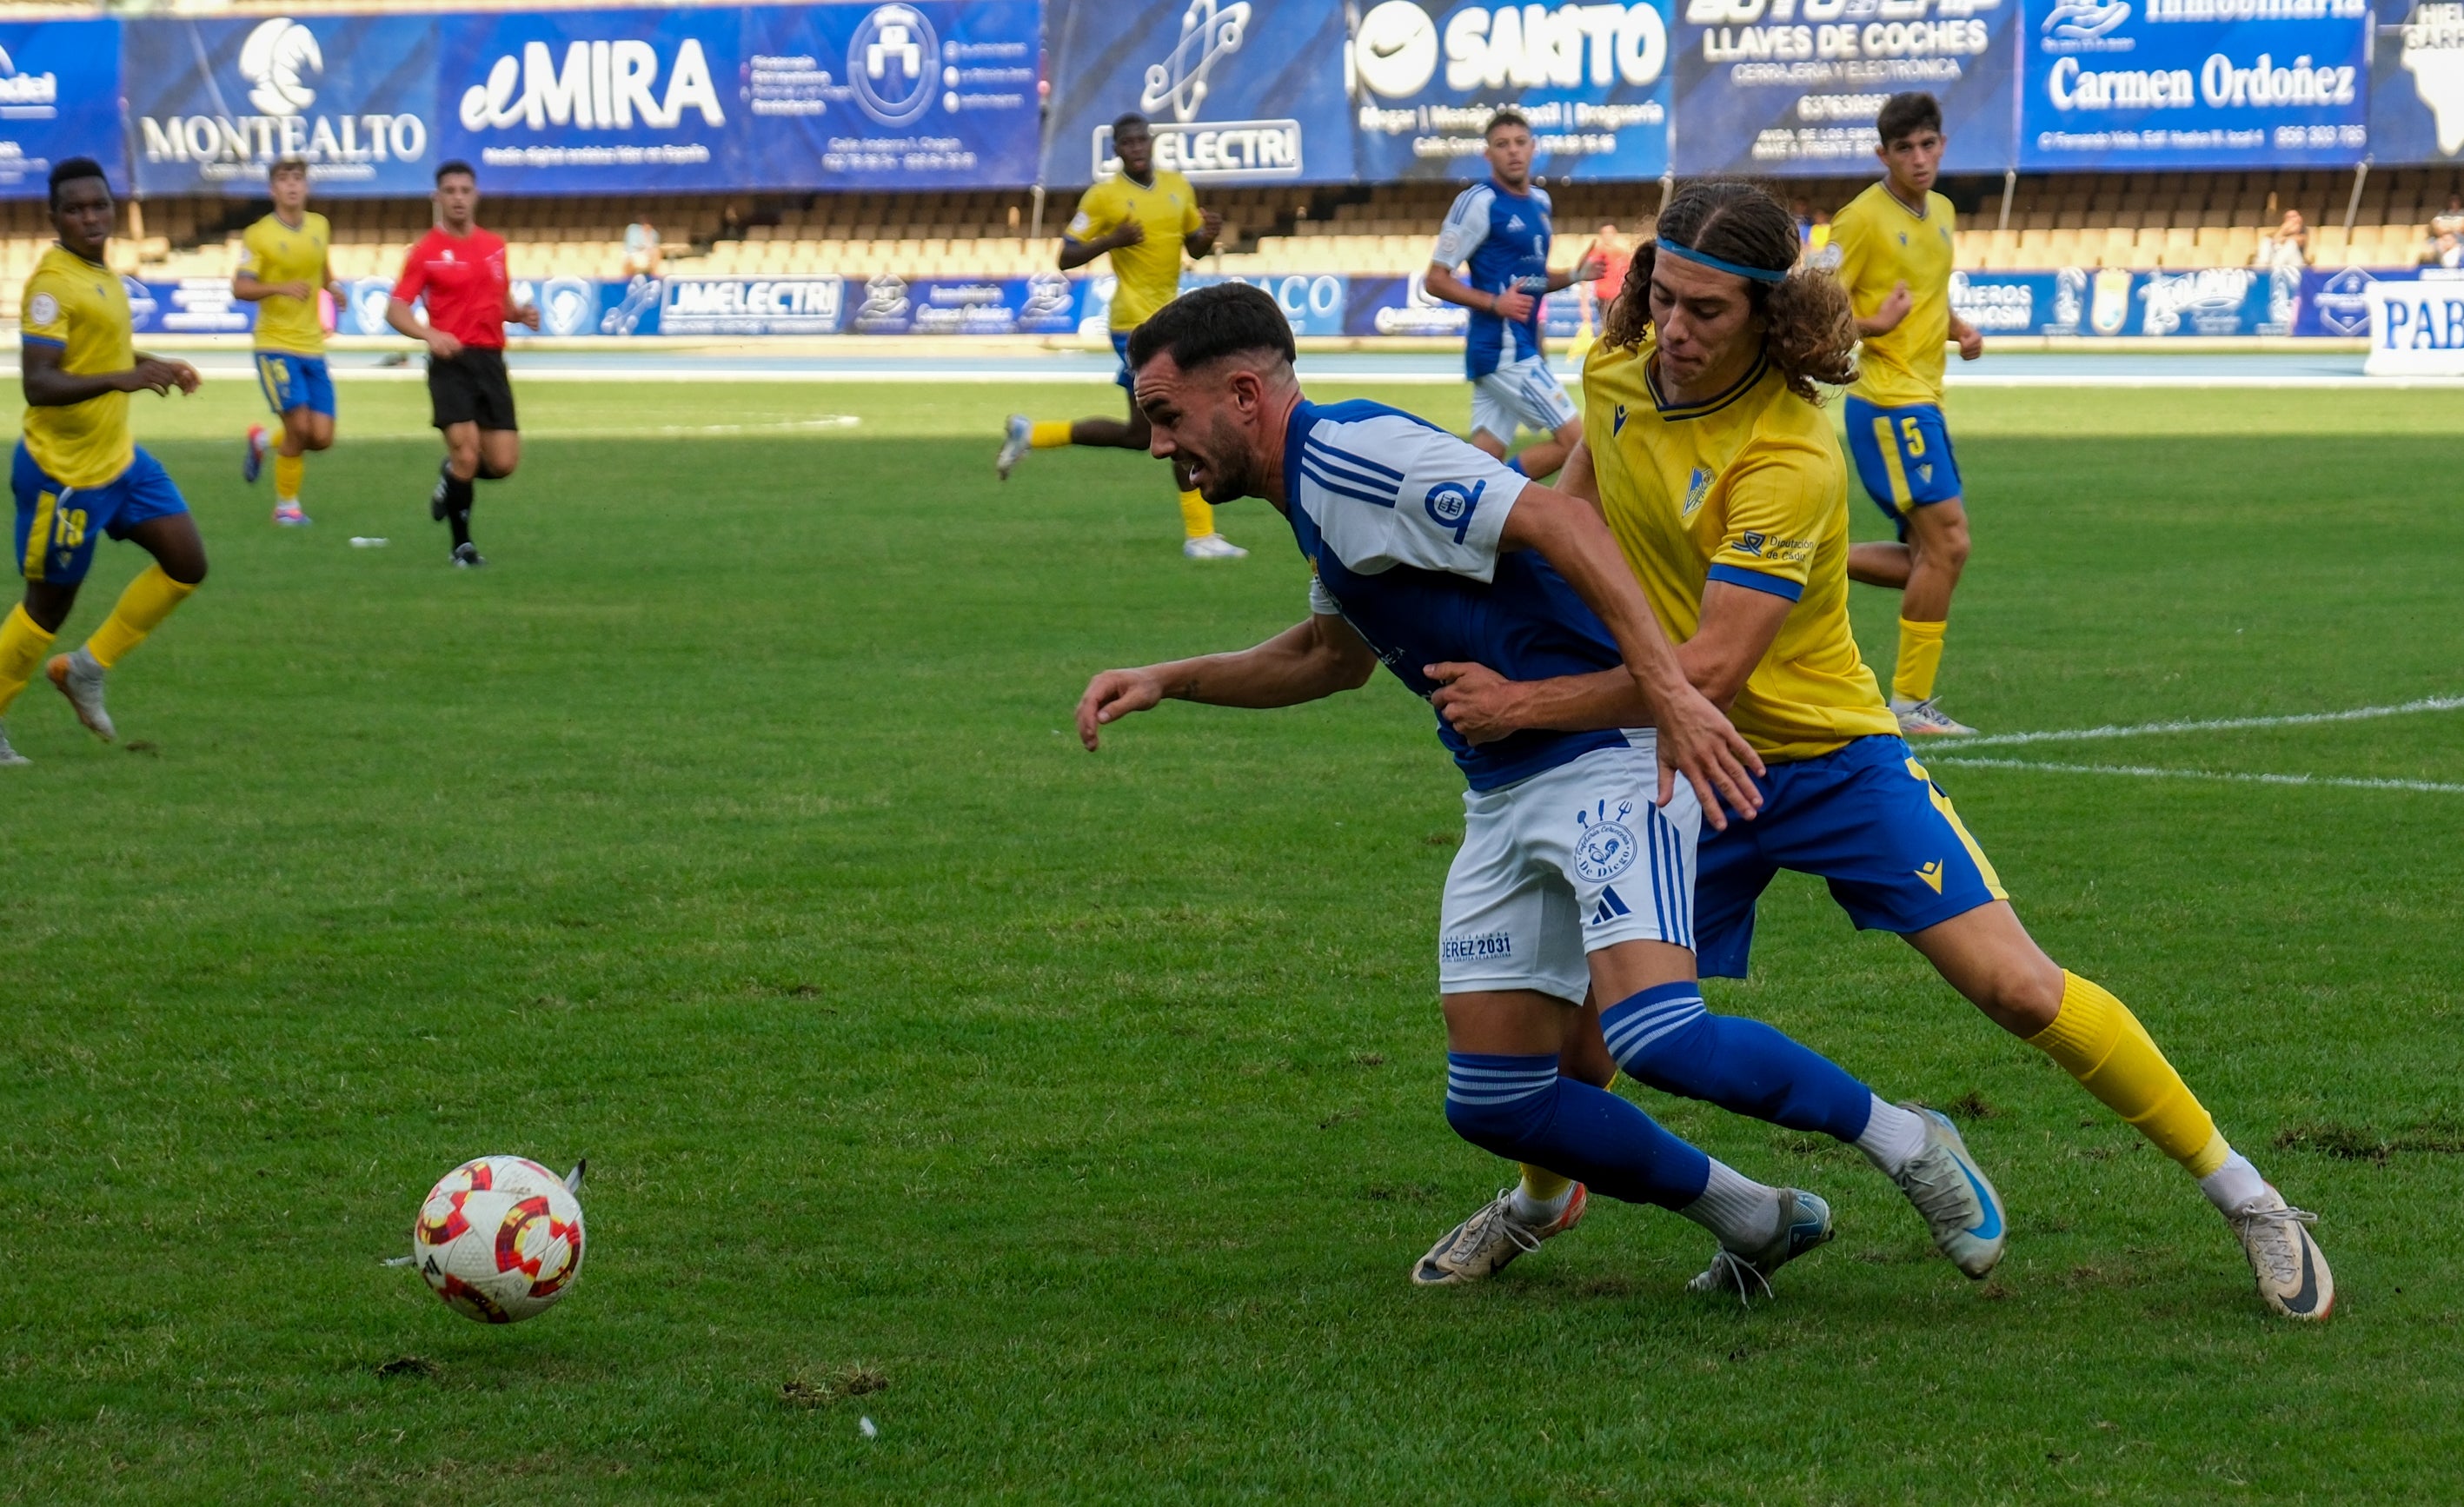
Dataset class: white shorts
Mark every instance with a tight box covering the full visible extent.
[1438,736,1701,1005]
[1471,355,1580,443]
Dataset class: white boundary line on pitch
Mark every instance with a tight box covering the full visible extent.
[1955,694,2464,749]
[1929,756,2464,794]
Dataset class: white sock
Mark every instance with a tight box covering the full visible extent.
[2199,1149,2269,1215]
[1680,1159,1783,1251]
[1855,1096,1929,1175]
[1511,1182,1574,1226]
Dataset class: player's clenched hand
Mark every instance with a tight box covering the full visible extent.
[280,280,315,302]
[1651,681,1763,830]
[1425,661,1524,746]
[1873,280,1914,331]
[1110,220,1147,249]
[425,329,463,361]
[125,359,197,396]
[1574,253,1608,282]
[1492,288,1537,322]
[516,303,543,330]
[1198,209,1224,239]
[1956,323,1984,361]
[1076,668,1165,751]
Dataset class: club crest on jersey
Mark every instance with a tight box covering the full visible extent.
[1424,478,1484,543]
[1573,800,1638,884]
[1682,467,1712,519]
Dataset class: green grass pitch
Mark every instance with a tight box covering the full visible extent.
[3,369,2460,1503]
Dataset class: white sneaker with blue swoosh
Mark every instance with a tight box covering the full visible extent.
[1890,1103,2007,1278]
[2229,1188,2333,1321]
[1686,1188,1834,1303]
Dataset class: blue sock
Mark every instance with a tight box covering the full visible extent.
[1444,1052,1710,1211]
[1503,455,1528,476]
[1600,982,1876,1143]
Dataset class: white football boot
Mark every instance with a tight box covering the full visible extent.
[0,720,27,767]
[1888,1104,2008,1278]
[46,648,113,741]
[1412,1184,1589,1286]
[2228,1188,2334,1321]
[1183,533,1248,560]
[1891,697,1977,737]
[1686,1188,1834,1304]
[995,414,1033,479]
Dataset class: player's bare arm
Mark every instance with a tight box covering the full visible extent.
[1857,279,1913,336]
[1492,483,1764,822]
[1185,209,1223,259]
[387,295,461,361]
[1544,252,1609,295]
[1077,614,1378,750]
[232,270,314,303]
[502,288,542,330]
[1425,263,1533,324]
[1949,310,1984,361]
[22,340,197,403]
[1057,219,1145,271]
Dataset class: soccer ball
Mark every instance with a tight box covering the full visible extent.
[412,1155,587,1324]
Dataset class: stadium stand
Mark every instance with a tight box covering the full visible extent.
[37,169,2456,324]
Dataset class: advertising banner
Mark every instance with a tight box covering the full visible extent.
[2368,2,2464,165]
[126,15,438,196]
[1672,0,2018,176]
[0,21,124,199]
[1348,0,1673,181]
[2018,0,2368,170]
[2358,269,2464,371]
[1040,0,1355,187]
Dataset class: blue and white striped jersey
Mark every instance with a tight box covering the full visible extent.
[1283,397,1631,791]
[1431,181,1554,380]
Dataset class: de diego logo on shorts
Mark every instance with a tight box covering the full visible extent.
[1424,478,1484,543]
[1573,801,1639,884]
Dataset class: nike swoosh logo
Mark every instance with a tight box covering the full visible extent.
[1372,39,1406,56]
[1955,1154,2003,1242]
[2286,1232,2320,1313]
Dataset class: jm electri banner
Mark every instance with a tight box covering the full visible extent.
[1347,0,1673,181]
[1673,0,2018,176]
[1039,0,1355,186]
[2369,2,2464,164]
[0,21,125,198]
[2019,0,2368,169]
[128,15,437,196]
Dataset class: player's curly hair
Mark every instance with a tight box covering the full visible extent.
[1604,182,1857,404]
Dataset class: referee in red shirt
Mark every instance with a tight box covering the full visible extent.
[386,160,539,568]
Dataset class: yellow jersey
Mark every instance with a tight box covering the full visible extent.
[1829,182,1956,408]
[1066,169,1203,331]
[1581,336,1900,763]
[237,210,330,355]
[20,244,135,489]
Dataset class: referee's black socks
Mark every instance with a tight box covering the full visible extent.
[442,471,475,548]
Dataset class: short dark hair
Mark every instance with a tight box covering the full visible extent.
[1113,112,1150,138]
[1484,109,1530,142]
[435,159,475,185]
[1876,92,1942,146]
[270,157,309,180]
[1126,282,1295,378]
[48,156,107,209]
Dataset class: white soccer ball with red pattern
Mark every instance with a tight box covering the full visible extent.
[412,1155,587,1324]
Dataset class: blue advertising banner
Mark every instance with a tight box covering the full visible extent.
[1672,0,2018,176]
[126,16,437,196]
[2018,0,2368,169]
[1348,1,1672,181]
[1040,0,1355,187]
[2368,2,2464,166]
[0,21,124,198]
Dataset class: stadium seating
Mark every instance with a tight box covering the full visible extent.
[35,168,2457,325]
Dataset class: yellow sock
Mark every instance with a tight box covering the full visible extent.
[1178,488,1212,541]
[84,566,197,671]
[1892,616,1947,703]
[2027,972,2229,1177]
[1028,420,1073,449]
[0,602,56,716]
[1518,1165,1574,1205]
[273,452,304,503]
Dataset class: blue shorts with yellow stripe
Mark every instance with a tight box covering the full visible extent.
[1112,331,1134,390]
[1694,734,2006,979]
[256,352,335,417]
[1843,397,1962,535]
[13,441,189,586]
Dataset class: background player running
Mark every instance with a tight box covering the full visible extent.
[1076,282,1931,1299]
[233,157,337,528]
[0,158,206,767]
[1825,93,1985,737]
[386,160,537,568]
[1424,110,1603,483]
[996,113,1242,560]
[1424,183,2331,1321]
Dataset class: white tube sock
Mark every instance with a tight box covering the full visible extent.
[1855,1096,1929,1175]
[1681,1159,1783,1250]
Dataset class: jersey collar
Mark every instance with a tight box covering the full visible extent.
[1880,181,1930,220]
[1644,347,1770,422]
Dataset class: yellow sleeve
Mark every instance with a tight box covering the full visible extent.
[236,222,263,276]
[1706,439,1829,601]
[21,267,70,345]
[1827,207,1873,308]
[1066,182,1119,243]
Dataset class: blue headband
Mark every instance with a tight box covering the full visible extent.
[1656,238,1790,286]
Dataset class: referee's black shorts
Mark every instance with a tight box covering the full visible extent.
[428,348,518,432]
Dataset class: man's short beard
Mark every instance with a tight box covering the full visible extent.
[1195,408,1262,503]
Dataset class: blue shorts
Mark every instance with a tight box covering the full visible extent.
[1843,398,1962,535]
[1112,331,1133,390]
[256,352,335,417]
[13,442,189,586]
[1694,734,2007,979]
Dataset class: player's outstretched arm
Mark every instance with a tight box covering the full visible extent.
[22,341,195,405]
[1498,483,1763,821]
[1076,614,1378,751]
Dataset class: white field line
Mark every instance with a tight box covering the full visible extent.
[523,416,860,438]
[1929,756,2464,794]
[1955,695,2464,749]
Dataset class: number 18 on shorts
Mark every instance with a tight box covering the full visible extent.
[1438,738,1700,1004]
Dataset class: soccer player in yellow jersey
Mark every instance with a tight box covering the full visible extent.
[0,159,206,767]
[234,157,338,528]
[994,113,1242,559]
[1826,93,1986,736]
[1418,183,2333,1320]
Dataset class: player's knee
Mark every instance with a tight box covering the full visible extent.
[1973,954,2064,1035]
[163,553,208,588]
[1598,983,1710,1085]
